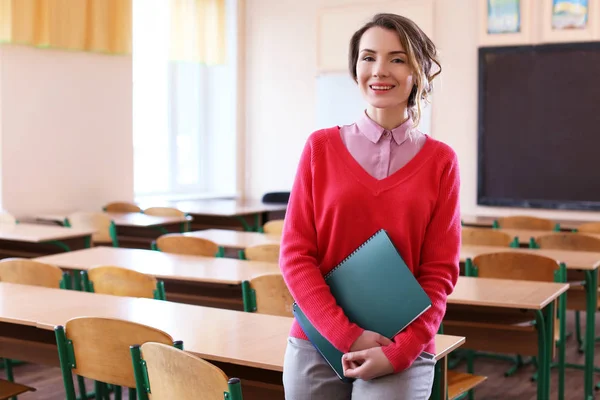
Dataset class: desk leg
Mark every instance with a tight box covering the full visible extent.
[535,302,553,400]
[430,356,447,400]
[584,269,598,400]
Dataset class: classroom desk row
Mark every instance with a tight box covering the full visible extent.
[30,198,288,232]
[0,282,464,400]
[461,214,598,232]
[35,246,570,399]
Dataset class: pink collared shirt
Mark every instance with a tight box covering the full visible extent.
[339,112,426,179]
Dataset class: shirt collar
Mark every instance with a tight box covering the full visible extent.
[355,111,413,145]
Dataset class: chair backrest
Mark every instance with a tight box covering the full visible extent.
[104,202,142,213]
[471,252,561,282]
[155,234,220,257]
[143,207,186,218]
[461,227,514,247]
[535,233,600,252]
[0,211,17,225]
[243,273,293,317]
[0,258,64,288]
[67,212,114,244]
[262,219,284,235]
[496,216,555,231]
[577,222,600,234]
[56,317,174,390]
[87,266,160,299]
[243,244,280,263]
[133,342,243,400]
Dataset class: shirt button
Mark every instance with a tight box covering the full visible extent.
[383,131,390,137]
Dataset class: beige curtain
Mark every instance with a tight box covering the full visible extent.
[0,0,132,54]
[170,0,226,64]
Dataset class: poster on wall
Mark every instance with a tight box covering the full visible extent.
[487,0,521,34]
[552,0,589,29]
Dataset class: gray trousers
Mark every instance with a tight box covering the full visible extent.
[283,337,436,400]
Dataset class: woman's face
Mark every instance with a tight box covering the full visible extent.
[356,27,414,112]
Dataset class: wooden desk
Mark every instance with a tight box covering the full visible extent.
[169,199,287,232]
[185,229,281,251]
[0,283,464,400]
[461,215,593,232]
[446,277,568,400]
[487,228,600,246]
[35,247,280,310]
[459,246,600,399]
[29,212,191,249]
[0,223,93,257]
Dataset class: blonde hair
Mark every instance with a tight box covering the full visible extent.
[348,13,441,127]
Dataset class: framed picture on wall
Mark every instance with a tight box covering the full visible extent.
[479,0,533,46]
[541,0,599,42]
[487,0,521,34]
[552,0,589,29]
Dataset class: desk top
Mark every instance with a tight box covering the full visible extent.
[461,245,600,270]
[30,212,190,227]
[34,247,280,285]
[0,283,464,370]
[185,229,281,249]
[461,215,589,231]
[449,277,568,310]
[0,223,94,242]
[171,199,287,217]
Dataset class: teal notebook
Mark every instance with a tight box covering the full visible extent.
[292,229,431,381]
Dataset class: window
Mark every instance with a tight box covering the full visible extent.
[132,0,237,200]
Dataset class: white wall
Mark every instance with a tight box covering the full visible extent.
[244,0,600,221]
[0,45,133,215]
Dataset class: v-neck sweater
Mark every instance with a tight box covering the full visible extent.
[280,126,461,373]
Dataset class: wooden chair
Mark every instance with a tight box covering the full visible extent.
[104,202,142,213]
[461,227,517,247]
[130,342,243,400]
[534,233,600,252]
[494,216,557,231]
[65,212,118,247]
[81,266,166,300]
[154,234,222,257]
[55,317,180,400]
[533,233,600,354]
[0,379,35,400]
[262,219,284,234]
[144,207,190,232]
[239,244,280,263]
[447,371,487,400]
[0,258,69,289]
[576,222,600,234]
[0,258,69,398]
[456,252,566,398]
[143,207,186,217]
[242,273,293,317]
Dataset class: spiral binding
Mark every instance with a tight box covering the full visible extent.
[324,229,387,281]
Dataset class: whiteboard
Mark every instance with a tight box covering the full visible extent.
[315,73,432,134]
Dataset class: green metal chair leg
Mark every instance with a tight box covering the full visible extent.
[128,388,136,400]
[76,375,89,400]
[575,311,584,353]
[467,350,475,400]
[3,358,16,400]
[226,377,244,400]
[114,386,122,400]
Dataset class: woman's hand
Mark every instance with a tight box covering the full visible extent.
[342,346,394,381]
[349,330,393,352]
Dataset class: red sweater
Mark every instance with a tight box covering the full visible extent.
[280,127,461,373]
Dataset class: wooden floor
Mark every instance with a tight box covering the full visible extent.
[5,310,600,399]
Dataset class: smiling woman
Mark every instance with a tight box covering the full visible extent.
[280,12,460,400]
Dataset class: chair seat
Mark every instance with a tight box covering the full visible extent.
[0,378,36,400]
[447,371,487,400]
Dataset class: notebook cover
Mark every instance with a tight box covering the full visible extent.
[293,229,431,380]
